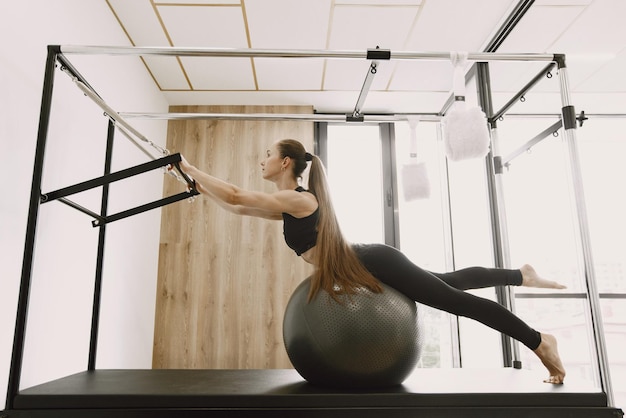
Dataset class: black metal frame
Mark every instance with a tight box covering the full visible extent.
[5,44,59,412]
[41,153,198,227]
[3,1,616,412]
[4,46,198,411]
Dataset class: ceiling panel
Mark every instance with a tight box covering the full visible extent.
[575,49,626,92]
[245,0,330,91]
[325,5,418,92]
[549,0,626,92]
[181,57,256,90]
[389,61,453,92]
[328,5,419,50]
[489,5,586,95]
[157,5,248,47]
[155,0,240,4]
[144,56,189,90]
[496,5,586,53]
[364,91,449,113]
[533,0,592,4]
[245,0,331,49]
[551,0,626,54]
[406,0,517,51]
[157,5,252,91]
[108,0,170,45]
[324,61,379,91]
[335,0,423,4]
[254,58,325,90]
[107,0,190,90]
[103,0,626,113]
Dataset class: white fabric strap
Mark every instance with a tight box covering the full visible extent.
[450,51,469,99]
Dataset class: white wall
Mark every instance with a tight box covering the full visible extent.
[0,0,169,408]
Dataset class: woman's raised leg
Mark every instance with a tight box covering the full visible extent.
[353,244,566,383]
[427,265,566,291]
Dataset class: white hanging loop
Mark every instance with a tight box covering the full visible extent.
[451,51,469,103]
[401,116,430,201]
[407,116,421,160]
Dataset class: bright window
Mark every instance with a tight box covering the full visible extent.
[326,124,384,244]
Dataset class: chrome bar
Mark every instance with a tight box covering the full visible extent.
[61,45,370,58]
[59,45,556,62]
[113,122,160,160]
[489,126,522,367]
[59,65,167,159]
[353,61,379,117]
[500,120,562,168]
[436,123,462,368]
[73,79,167,157]
[515,292,588,299]
[491,63,556,122]
[559,65,614,406]
[118,112,443,123]
[503,113,626,119]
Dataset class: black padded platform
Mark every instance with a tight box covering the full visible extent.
[5,368,624,417]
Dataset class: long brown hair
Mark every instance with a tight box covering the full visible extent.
[277,139,383,302]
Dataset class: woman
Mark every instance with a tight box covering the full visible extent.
[177,138,566,384]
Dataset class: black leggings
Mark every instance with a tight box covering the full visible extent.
[353,244,542,350]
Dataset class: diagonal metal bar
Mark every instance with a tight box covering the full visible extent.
[499,120,562,168]
[92,190,200,227]
[58,198,105,222]
[41,154,183,203]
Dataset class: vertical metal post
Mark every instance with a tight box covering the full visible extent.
[88,120,115,370]
[557,55,614,406]
[314,122,328,164]
[488,126,522,368]
[475,62,520,368]
[436,124,462,368]
[5,45,59,410]
[380,123,400,248]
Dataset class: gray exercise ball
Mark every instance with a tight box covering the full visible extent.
[283,276,422,389]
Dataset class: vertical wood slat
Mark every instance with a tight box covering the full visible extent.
[153,105,314,369]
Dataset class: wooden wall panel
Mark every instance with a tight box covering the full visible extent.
[153,105,314,369]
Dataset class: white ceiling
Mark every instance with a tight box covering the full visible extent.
[104,0,626,115]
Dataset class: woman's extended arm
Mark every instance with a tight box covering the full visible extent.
[178,156,316,219]
[197,182,282,220]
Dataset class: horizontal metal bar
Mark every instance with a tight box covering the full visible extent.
[499,120,562,168]
[597,293,626,299]
[515,292,626,300]
[59,45,557,62]
[57,198,105,222]
[501,113,626,119]
[41,154,182,202]
[93,190,199,227]
[515,292,587,299]
[118,112,443,123]
[118,111,626,123]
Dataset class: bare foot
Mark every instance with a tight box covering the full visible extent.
[534,333,566,384]
[520,264,567,289]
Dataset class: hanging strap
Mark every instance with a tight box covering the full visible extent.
[450,51,469,101]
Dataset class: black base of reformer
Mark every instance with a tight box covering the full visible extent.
[4,368,623,418]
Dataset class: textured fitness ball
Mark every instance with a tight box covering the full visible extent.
[283,276,422,389]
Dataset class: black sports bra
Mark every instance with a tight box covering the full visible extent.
[282,187,319,256]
